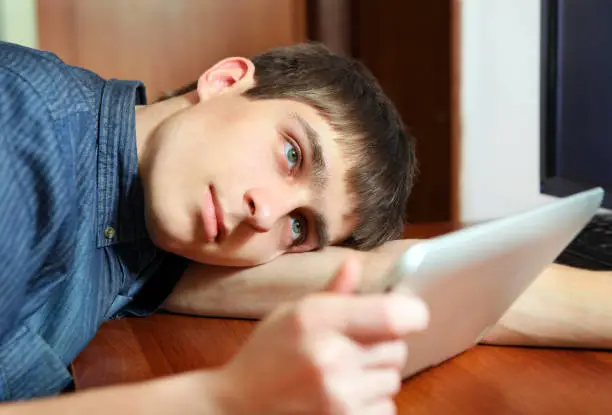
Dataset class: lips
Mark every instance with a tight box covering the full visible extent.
[201,187,218,242]
[210,185,226,242]
[202,185,226,243]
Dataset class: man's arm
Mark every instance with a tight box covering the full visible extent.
[164,239,612,349]
[5,267,427,414]
[162,246,403,319]
[482,263,612,349]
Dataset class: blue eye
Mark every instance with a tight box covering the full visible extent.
[290,215,307,245]
[284,139,300,171]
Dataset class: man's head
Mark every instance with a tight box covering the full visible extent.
[138,43,416,267]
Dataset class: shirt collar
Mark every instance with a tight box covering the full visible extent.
[96,79,148,248]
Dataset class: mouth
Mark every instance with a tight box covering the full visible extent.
[201,186,217,243]
[209,185,226,243]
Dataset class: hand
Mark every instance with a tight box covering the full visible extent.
[219,256,430,415]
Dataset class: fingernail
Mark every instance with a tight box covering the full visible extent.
[388,295,430,333]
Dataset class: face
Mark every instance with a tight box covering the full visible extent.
[140,58,356,266]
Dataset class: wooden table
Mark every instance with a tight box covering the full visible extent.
[72,223,612,414]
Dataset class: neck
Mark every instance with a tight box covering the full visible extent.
[135,91,198,167]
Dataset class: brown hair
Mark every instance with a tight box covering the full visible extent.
[161,43,417,250]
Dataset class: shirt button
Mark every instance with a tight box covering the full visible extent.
[104,226,116,239]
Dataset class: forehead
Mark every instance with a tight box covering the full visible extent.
[275,99,358,244]
[243,96,359,244]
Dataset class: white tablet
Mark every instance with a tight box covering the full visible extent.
[369,188,603,378]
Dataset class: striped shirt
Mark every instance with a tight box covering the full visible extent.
[0,41,186,401]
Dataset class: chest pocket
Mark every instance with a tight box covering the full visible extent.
[0,324,72,401]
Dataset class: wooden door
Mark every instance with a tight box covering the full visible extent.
[351,0,458,223]
[39,0,458,224]
[38,0,306,101]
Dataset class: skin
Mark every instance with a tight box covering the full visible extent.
[136,57,357,267]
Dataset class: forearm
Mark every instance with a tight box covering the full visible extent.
[163,245,405,319]
[2,371,229,415]
[167,233,612,350]
[484,264,612,349]
[379,242,612,349]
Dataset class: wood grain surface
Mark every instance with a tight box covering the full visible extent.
[72,223,612,413]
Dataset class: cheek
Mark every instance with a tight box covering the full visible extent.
[228,122,279,166]
[218,228,286,266]
[247,140,278,173]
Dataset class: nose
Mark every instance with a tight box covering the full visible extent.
[243,187,301,232]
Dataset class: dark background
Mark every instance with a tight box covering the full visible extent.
[542,0,612,208]
[38,0,460,224]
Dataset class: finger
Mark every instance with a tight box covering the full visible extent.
[353,369,402,403]
[362,399,397,415]
[306,293,429,342]
[361,340,408,370]
[325,255,362,294]
[306,332,363,372]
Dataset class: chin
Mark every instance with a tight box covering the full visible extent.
[144,211,282,267]
[146,224,181,254]
[144,212,191,255]
[145,219,231,265]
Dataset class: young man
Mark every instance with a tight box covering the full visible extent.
[0,39,424,414]
[0,40,610,414]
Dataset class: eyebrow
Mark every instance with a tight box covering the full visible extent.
[313,212,330,250]
[291,113,330,249]
[293,113,328,189]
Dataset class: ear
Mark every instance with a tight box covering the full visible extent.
[196,57,256,101]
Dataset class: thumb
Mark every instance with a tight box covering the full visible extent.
[325,256,362,294]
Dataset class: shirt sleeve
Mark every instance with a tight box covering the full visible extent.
[114,252,189,318]
[0,156,37,344]
[0,67,65,345]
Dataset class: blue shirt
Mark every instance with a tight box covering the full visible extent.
[0,42,187,401]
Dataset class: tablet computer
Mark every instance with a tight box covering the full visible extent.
[369,188,603,378]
